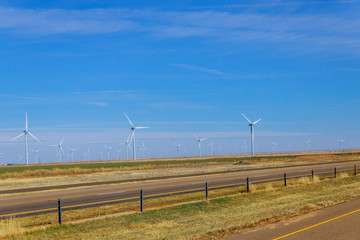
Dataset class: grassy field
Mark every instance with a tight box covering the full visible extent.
[1,172,359,239]
[0,152,359,180]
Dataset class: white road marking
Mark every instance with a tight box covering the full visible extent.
[97,191,126,196]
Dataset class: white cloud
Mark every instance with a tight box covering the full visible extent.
[169,63,224,75]
[86,102,109,107]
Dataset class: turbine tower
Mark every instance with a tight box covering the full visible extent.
[175,144,182,158]
[194,134,208,158]
[339,139,344,151]
[67,147,77,162]
[31,149,40,164]
[11,113,41,165]
[51,138,64,162]
[120,133,133,160]
[271,141,278,154]
[242,113,262,156]
[124,113,149,161]
[208,141,214,156]
[104,146,113,160]
[305,139,311,152]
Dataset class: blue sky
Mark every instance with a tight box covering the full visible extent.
[0,0,359,163]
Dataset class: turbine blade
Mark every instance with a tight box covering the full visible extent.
[60,146,65,154]
[253,118,262,125]
[11,133,25,141]
[135,127,149,129]
[193,134,199,140]
[28,132,41,143]
[200,138,208,141]
[241,113,252,124]
[60,137,64,145]
[123,112,135,128]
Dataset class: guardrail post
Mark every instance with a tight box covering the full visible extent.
[311,170,314,180]
[284,173,287,187]
[355,165,357,176]
[140,189,143,212]
[246,177,249,192]
[205,181,208,201]
[334,167,337,179]
[58,198,62,225]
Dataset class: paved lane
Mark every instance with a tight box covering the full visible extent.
[224,198,360,240]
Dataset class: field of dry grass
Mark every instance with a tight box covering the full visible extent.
[1,171,359,239]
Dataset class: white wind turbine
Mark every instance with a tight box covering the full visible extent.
[116,149,121,159]
[175,143,182,158]
[194,134,208,158]
[271,141,278,154]
[67,146,77,162]
[242,140,248,154]
[338,139,344,151]
[120,133,133,160]
[31,149,40,164]
[140,142,146,159]
[51,138,64,162]
[11,113,41,165]
[208,141,214,156]
[124,113,149,161]
[305,139,311,152]
[241,113,262,156]
[104,146,113,160]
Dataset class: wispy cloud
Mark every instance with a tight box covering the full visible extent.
[169,63,225,75]
[0,6,360,54]
[86,102,109,107]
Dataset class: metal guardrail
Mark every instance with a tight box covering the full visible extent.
[0,165,357,224]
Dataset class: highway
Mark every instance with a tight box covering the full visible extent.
[224,198,360,240]
[0,160,358,218]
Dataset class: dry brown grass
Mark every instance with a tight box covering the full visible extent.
[0,218,25,238]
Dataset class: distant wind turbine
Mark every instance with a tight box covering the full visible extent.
[104,146,113,160]
[31,149,40,164]
[194,134,208,158]
[271,141,278,154]
[67,147,77,162]
[119,134,132,160]
[338,139,344,151]
[140,142,146,159]
[124,113,149,161]
[116,149,121,159]
[242,113,262,156]
[11,113,41,165]
[208,141,214,156]
[305,139,311,152]
[51,138,65,162]
[175,144,182,158]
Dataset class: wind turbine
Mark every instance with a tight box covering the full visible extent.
[208,141,214,156]
[51,138,64,162]
[124,113,149,161]
[140,142,146,159]
[116,149,121,159]
[11,113,41,165]
[271,141,278,154]
[67,147,77,162]
[305,139,311,152]
[242,140,248,154]
[104,146,112,160]
[241,113,262,156]
[175,144,182,158]
[31,149,40,164]
[120,133,133,160]
[194,134,208,158]
[338,139,344,151]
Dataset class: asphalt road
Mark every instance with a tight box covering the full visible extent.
[224,198,360,240]
[0,160,358,218]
